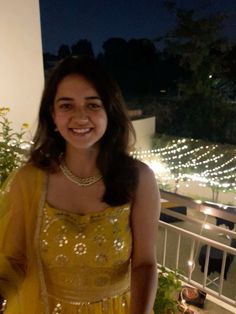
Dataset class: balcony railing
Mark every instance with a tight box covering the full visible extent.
[158,190,236,311]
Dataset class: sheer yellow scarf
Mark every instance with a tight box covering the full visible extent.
[0,164,47,314]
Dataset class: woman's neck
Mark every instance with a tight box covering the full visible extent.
[63,146,99,177]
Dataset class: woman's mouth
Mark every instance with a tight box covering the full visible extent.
[70,128,91,135]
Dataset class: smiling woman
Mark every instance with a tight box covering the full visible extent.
[52,74,108,152]
[0,56,160,314]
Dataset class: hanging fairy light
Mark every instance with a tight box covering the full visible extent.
[131,138,236,193]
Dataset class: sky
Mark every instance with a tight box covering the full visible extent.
[39,0,236,56]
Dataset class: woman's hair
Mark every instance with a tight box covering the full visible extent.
[29,56,139,205]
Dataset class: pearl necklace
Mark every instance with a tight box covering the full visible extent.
[59,158,102,187]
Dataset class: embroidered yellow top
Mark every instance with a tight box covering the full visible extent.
[40,203,132,313]
[0,165,155,314]
[0,165,135,314]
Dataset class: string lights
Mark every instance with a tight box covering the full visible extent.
[132,138,236,194]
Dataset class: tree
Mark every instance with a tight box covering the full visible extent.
[160,1,236,144]
[58,44,71,58]
[101,37,159,97]
[42,52,58,72]
[163,6,229,98]
[71,39,94,57]
[218,43,236,102]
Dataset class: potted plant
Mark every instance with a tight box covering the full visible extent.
[154,266,182,314]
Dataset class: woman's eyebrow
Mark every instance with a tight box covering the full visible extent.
[56,96,102,103]
[85,96,102,101]
[56,97,73,103]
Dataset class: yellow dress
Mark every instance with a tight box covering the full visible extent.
[0,165,154,313]
[1,166,133,313]
[39,203,132,313]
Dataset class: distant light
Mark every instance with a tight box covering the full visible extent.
[188,260,194,267]
[209,74,213,79]
[203,208,212,215]
[146,160,171,176]
[160,89,166,93]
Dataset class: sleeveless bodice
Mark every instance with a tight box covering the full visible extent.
[39,203,132,313]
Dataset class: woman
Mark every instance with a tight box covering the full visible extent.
[0,56,160,313]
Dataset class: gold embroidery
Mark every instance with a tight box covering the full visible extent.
[39,203,132,311]
[113,238,125,251]
[52,302,62,314]
[55,254,68,266]
[74,243,87,255]
[95,253,108,264]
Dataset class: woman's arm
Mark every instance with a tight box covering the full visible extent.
[130,162,160,314]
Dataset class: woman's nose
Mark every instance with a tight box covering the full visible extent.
[73,107,88,122]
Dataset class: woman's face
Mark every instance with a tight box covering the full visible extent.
[53,74,108,153]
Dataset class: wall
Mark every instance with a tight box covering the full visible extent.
[132,116,156,150]
[0,0,44,133]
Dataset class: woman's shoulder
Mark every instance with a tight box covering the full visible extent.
[135,160,159,197]
[1,164,46,202]
[132,160,160,214]
[124,154,152,172]
[16,162,43,176]
[136,160,155,177]
[12,163,46,185]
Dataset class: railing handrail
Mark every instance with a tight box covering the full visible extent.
[159,220,236,254]
[158,218,236,309]
[161,207,236,238]
[160,189,236,223]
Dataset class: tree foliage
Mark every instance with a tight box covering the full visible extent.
[161,1,236,143]
[100,37,159,97]
[71,39,94,57]
[164,4,229,98]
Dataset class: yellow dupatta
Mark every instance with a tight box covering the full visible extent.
[0,164,47,314]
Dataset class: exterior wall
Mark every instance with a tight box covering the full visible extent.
[0,0,44,132]
[132,116,156,150]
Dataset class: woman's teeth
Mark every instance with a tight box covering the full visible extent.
[71,128,90,134]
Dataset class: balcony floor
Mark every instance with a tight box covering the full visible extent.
[187,298,235,314]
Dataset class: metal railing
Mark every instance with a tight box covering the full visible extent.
[158,191,236,310]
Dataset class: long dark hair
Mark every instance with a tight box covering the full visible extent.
[29,56,139,205]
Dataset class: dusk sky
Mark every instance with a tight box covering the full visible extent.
[39,0,236,55]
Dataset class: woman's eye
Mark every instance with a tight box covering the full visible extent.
[88,103,102,110]
[59,103,72,110]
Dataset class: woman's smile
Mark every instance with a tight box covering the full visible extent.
[69,127,92,135]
